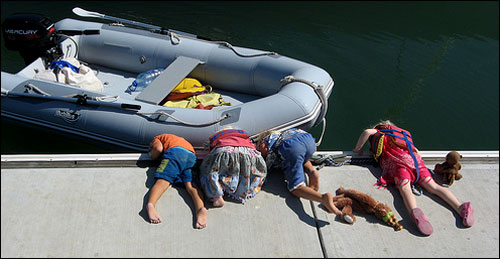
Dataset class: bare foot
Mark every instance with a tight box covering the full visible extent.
[147,203,162,224]
[195,207,207,229]
[212,196,225,207]
[321,193,342,215]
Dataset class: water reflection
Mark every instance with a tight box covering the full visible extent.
[1,1,498,153]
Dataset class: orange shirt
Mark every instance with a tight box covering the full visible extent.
[153,134,195,154]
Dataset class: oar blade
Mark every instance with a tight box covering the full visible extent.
[72,7,105,18]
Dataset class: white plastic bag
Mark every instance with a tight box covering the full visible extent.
[34,57,103,92]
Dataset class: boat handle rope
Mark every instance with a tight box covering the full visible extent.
[168,31,277,58]
[24,83,51,96]
[55,32,80,59]
[211,41,278,58]
[316,117,327,147]
[137,110,231,127]
[280,75,328,147]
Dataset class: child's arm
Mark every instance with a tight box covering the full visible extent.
[304,161,320,191]
[257,141,268,158]
[414,146,422,157]
[149,138,164,160]
[352,129,377,154]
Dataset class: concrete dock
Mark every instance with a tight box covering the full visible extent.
[1,151,498,258]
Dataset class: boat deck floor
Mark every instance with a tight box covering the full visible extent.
[89,64,261,107]
[18,59,261,108]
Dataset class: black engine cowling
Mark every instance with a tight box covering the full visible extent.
[2,13,62,65]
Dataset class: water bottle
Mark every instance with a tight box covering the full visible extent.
[128,68,165,92]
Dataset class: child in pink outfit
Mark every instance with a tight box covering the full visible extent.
[353,120,474,236]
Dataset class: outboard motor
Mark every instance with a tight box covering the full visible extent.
[2,13,62,65]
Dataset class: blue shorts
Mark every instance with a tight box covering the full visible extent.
[155,147,197,184]
[278,133,316,191]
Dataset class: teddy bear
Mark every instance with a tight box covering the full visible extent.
[434,151,463,186]
[331,187,403,231]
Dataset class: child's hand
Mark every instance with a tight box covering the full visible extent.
[257,142,268,158]
[352,148,363,155]
[331,203,342,215]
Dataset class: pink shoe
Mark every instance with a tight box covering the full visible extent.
[459,202,474,227]
[411,208,433,236]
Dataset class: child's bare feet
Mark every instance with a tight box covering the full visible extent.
[196,207,207,229]
[212,196,225,207]
[321,193,342,215]
[147,203,162,224]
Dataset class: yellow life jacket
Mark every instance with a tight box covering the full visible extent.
[162,93,231,109]
[171,78,206,93]
[163,78,231,109]
[165,78,209,101]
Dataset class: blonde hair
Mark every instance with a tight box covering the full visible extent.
[256,129,280,148]
[372,120,396,129]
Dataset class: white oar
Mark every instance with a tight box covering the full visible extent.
[72,7,163,32]
[72,7,105,18]
[72,7,201,39]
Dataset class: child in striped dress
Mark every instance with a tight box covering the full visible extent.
[199,128,267,206]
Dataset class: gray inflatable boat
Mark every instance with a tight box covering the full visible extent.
[1,8,334,156]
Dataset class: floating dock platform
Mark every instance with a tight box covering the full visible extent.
[1,151,498,257]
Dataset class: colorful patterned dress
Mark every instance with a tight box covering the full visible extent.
[199,131,267,203]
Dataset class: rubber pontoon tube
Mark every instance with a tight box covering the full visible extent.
[280,75,328,128]
[279,75,329,147]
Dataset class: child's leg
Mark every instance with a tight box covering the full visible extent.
[147,178,171,224]
[419,176,461,212]
[397,177,433,235]
[303,161,320,191]
[418,171,474,227]
[291,185,341,215]
[184,182,207,229]
[396,178,418,213]
[212,196,225,207]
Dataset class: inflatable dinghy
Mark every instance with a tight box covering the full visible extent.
[1,8,334,156]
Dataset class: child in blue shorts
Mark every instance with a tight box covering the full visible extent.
[256,128,341,215]
[147,133,207,229]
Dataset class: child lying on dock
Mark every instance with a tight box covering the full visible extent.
[256,128,341,215]
[352,120,474,236]
[146,133,207,229]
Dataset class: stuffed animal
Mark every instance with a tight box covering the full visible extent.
[332,187,403,231]
[434,151,463,186]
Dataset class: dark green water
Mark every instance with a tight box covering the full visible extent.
[1,1,499,154]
